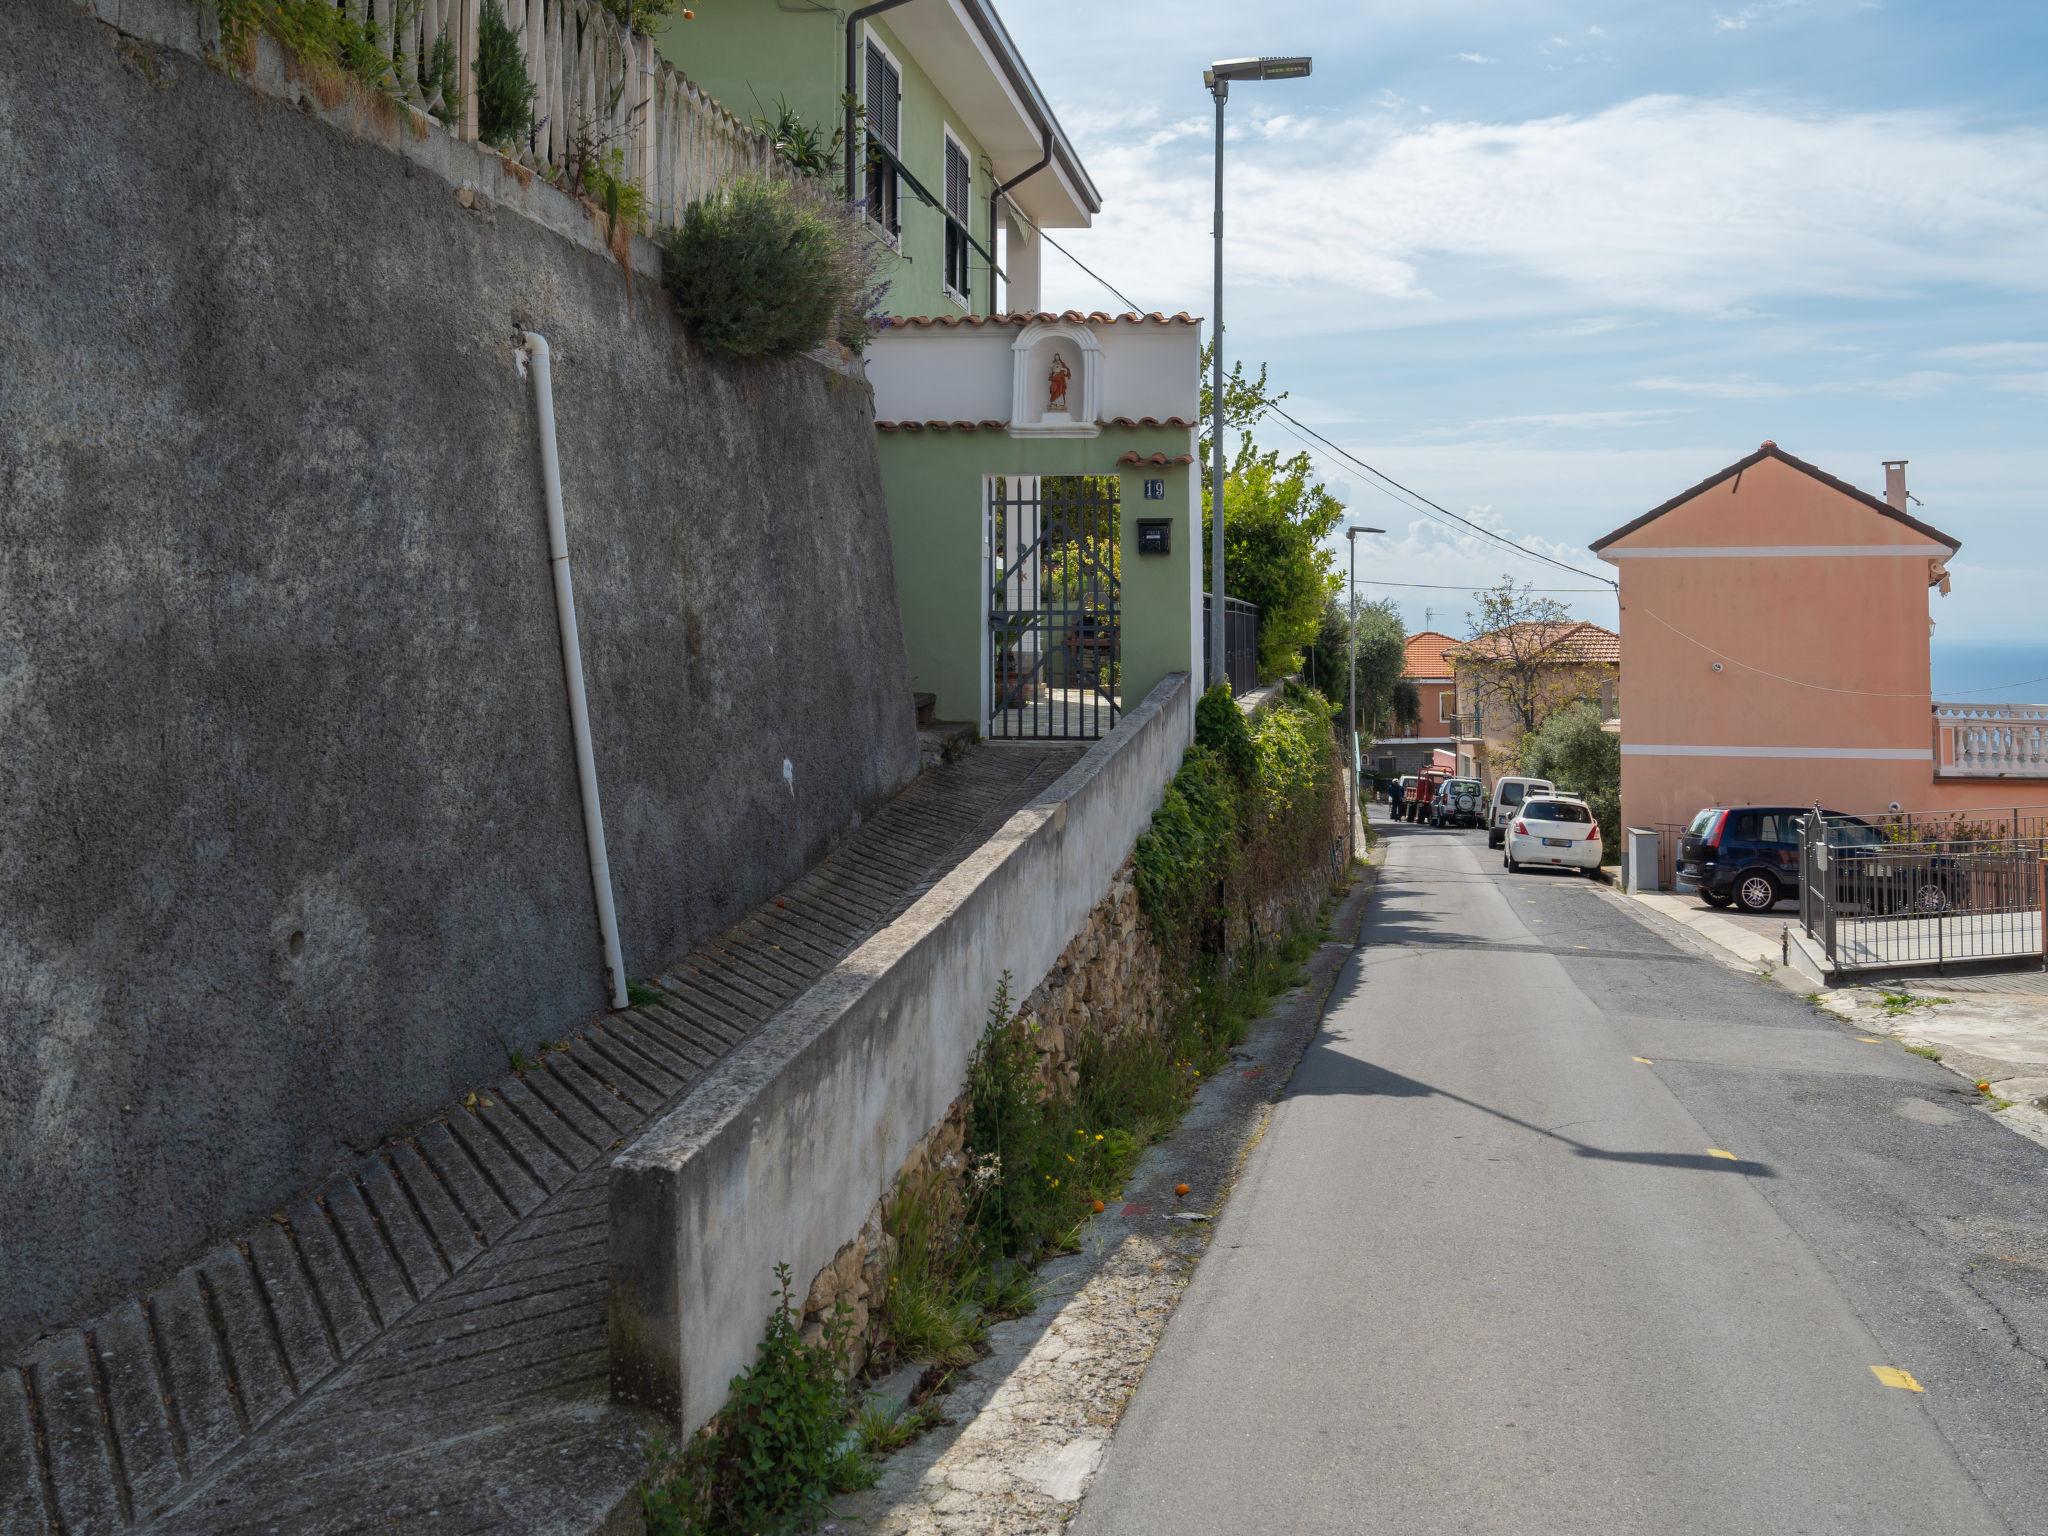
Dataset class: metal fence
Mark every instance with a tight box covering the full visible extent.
[1798,811,2047,972]
[1202,595,1259,696]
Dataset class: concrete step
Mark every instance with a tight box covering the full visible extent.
[7,740,1086,1535]
[918,718,977,769]
[913,691,937,729]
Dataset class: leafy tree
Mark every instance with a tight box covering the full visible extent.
[1203,445,1342,679]
[1519,701,1620,852]
[1304,594,1406,736]
[1456,576,1605,755]
[1197,344,1287,473]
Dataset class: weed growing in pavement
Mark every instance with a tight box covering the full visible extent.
[1905,1043,1943,1061]
[856,1398,947,1458]
[1879,991,1953,1019]
[641,1264,866,1534]
[626,980,665,1009]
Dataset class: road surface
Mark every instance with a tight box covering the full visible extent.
[1071,812,2048,1536]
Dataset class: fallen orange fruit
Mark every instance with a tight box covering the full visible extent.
[1174,1182,1190,1197]
[1091,1199,1105,1213]
[1977,1080,1992,1093]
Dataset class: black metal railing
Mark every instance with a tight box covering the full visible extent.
[1798,811,2047,972]
[988,476,1121,741]
[1203,595,1259,696]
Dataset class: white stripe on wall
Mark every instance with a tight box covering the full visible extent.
[1602,544,1947,559]
[1621,744,1932,761]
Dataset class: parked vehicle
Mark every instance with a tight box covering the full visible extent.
[1675,806,1967,915]
[1503,795,1602,875]
[1413,768,1448,823]
[1486,776,1554,848]
[1432,777,1485,828]
[1394,775,1419,821]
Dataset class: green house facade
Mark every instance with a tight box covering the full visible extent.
[653,0,1099,318]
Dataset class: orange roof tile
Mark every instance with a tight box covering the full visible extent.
[1401,630,1459,679]
[1445,621,1620,667]
[1116,451,1195,467]
[883,310,1202,330]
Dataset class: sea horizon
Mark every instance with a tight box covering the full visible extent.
[1930,640,2048,705]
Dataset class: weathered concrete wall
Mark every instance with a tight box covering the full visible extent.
[0,0,918,1354]
[608,672,1196,1430]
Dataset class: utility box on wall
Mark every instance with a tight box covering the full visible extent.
[1136,518,1172,556]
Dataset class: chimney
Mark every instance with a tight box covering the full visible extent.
[1882,459,1908,510]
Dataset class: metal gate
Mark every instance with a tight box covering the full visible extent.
[987,474,1121,740]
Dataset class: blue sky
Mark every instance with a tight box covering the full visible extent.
[1002,0,2048,644]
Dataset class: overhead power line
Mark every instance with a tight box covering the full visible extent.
[1352,578,1615,594]
[1010,209,1616,590]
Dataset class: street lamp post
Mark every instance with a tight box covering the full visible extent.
[1205,54,1312,692]
[1345,526,1385,795]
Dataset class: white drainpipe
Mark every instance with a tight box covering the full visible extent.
[519,331,629,1011]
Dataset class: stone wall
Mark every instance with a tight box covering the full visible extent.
[0,0,919,1353]
[800,865,1167,1364]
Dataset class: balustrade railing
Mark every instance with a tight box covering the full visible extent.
[1935,701,2048,778]
[341,0,773,229]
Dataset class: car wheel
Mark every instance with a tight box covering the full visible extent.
[1734,872,1779,913]
[1505,852,1521,874]
[1911,882,1951,915]
[1488,830,1502,849]
[1701,891,1734,908]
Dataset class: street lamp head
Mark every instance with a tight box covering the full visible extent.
[1205,55,1313,93]
[1346,525,1386,538]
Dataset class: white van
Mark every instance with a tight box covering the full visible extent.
[1486,776,1554,848]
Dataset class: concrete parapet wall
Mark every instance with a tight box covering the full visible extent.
[607,673,1196,1429]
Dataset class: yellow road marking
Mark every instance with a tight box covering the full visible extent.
[1706,1148,1738,1160]
[1870,1365,1924,1392]
[1632,1056,1653,1065]
[1856,1036,1883,1044]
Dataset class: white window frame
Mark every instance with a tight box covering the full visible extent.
[1438,688,1454,724]
[861,27,904,250]
[940,123,973,309]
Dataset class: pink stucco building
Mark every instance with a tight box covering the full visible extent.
[1593,441,2047,838]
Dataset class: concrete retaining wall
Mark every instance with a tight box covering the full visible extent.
[608,673,1195,1428]
[0,0,918,1353]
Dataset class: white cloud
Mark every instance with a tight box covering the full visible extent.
[1636,375,1791,399]
[1455,52,1495,64]
[1535,315,1647,338]
[1044,95,2048,326]
[1991,373,2048,396]
[1713,0,1808,31]
[1932,342,2048,367]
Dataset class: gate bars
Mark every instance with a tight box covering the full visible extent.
[987,475,1122,741]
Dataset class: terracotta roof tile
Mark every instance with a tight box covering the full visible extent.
[1445,621,1620,666]
[882,310,1202,329]
[874,420,1008,432]
[1106,415,1199,429]
[1590,440,1961,555]
[1401,630,1459,679]
[1116,451,1195,467]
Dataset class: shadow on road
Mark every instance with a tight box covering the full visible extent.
[1282,1049,1777,1178]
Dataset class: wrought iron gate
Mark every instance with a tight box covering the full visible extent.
[987,475,1121,740]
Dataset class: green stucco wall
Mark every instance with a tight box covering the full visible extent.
[876,430,1200,729]
[652,4,992,319]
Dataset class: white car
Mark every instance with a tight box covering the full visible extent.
[1503,795,1603,875]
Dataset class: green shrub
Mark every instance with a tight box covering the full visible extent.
[474,0,534,151]
[1131,746,1241,954]
[208,0,402,94]
[641,1264,857,1535]
[663,175,886,358]
[1194,682,1256,787]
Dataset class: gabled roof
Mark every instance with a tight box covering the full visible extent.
[1445,621,1620,667]
[1589,440,1961,555]
[1401,631,1459,679]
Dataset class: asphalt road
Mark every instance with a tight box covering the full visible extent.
[1071,811,2048,1536]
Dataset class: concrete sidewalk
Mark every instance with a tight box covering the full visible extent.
[1617,887,2048,1147]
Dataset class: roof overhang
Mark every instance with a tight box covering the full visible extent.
[868,0,1099,228]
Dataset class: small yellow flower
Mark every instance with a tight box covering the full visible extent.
[1065,1154,1075,1163]
[1094,1134,1104,1142]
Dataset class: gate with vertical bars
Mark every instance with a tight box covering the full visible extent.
[987,475,1121,740]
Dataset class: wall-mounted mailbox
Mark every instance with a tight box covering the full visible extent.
[1136,518,1172,556]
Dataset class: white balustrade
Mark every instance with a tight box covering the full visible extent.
[355,0,774,228]
[1936,701,2048,777]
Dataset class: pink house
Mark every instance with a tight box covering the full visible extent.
[1592,441,2047,840]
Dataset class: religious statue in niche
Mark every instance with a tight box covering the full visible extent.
[1047,352,1071,413]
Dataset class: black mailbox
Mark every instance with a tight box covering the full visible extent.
[1136,518,1172,556]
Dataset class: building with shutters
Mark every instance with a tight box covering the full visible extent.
[656,3,1207,746]
[654,0,1099,318]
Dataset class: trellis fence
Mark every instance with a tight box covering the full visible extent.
[344,0,774,227]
